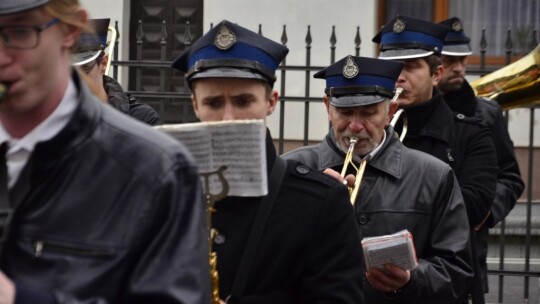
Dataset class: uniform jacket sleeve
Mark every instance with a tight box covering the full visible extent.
[479,102,525,227]
[455,121,498,227]
[401,171,473,303]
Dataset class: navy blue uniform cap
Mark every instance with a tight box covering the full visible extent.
[171,20,289,86]
[373,16,450,60]
[314,55,404,107]
[72,19,111,66]
[0,0,49,15]
[439,17,473,56]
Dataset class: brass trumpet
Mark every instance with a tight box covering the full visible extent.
[0,83,6,102]
[389,87,407,141]
[340,137,369,206]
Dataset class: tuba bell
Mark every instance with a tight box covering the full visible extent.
[470,44,540,110]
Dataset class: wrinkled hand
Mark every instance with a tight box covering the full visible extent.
[0,271,15,304]
[366,264,410,294]
[323,168,355,187]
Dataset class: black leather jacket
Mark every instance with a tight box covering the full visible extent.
[283,127,473,304]
[1,72,210,304]
[103,75,160,125]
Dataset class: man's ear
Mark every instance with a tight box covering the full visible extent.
[266,90,278,116]
[63,9,88,49]
[431,64,443,86]
[323,95,332,122]
[191,94,200,118]
[386,101,399,126]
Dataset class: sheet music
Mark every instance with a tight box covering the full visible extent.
[361,229,418,271]
[156,120,267,197]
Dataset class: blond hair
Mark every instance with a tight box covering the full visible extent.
[44,0,89,32]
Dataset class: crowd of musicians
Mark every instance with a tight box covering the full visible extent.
[0,0,525,303]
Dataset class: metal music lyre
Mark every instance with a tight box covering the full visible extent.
[199,166,230,304]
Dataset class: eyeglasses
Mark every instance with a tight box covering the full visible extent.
[0,19,60,50]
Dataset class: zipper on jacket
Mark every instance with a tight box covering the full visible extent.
[33,241,115,258]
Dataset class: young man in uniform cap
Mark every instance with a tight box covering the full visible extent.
[72,18,160,125]
[283,54,473,303]
[438,16,524,298]
[172,20,365,304]
[0,0,209,303]
[373,15,499,303]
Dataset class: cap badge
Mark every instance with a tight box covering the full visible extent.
[451,20,462,32]
[342,55,359,79]
[393,18,406,34]
[215,23,236,50]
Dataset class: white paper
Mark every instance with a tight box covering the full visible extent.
[155,120,268,197]
[361,229,418,271]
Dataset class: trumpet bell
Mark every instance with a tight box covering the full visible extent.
[470,44,540,110]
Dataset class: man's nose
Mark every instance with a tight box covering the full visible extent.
[221,103,236,121]
[348,116,365,133]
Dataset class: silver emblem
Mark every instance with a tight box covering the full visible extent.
[215,23,236,50]
[393,18,406,33]
[343,55,359,79]
[452,20,462,32]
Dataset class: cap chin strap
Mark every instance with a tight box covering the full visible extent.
[187,58,276,83]
[325,85,394,98]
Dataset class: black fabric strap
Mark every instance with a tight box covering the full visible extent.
[325,85,394,98]
[0,143,12,242]
[228,157,287,301]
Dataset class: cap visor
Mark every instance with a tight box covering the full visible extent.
[330,95,386,108]
[189,67,269,83]
[72,50,102,66]
[442,44,472,56]
[378,49,434,60]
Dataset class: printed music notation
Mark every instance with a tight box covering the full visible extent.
[156,119,268,197]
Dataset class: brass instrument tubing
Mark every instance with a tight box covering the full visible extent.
[0,83,6,102]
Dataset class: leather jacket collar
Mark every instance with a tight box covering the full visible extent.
[320,126,404,179]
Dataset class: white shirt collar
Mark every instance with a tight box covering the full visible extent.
[0,79,78,152]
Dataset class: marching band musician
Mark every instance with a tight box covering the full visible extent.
[437,16,525,301]
[0,0,209,303]
[71,18,160,125]
[283,55,473,303]
[172,20,365,304]
[373,16,499,303]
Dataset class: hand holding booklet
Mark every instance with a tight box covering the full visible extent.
[361,229,418,271]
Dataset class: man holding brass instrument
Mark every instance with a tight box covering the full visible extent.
[373,16,499,303]
[437,16,525,299]
[172,20,364,303]
[283,54,473,303]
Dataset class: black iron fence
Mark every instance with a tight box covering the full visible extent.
[111,20,540,303]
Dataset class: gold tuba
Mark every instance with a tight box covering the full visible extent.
[470,44,540,110]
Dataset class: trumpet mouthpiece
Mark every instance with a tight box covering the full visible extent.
[349,137,358,144]
[0,83,6,101]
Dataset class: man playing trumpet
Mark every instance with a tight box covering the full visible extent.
[283,55,473,303]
